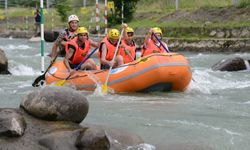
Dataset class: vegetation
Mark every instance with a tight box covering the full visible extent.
[54,0,72,22]
[108,0,139,26]
[0,0,249,38]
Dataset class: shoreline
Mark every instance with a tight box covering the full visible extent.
[0,30,249,52]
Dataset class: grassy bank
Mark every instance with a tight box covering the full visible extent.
[0,0,249,38]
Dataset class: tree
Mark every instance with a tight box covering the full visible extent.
[54,0,72,22]
[108,0,139,26]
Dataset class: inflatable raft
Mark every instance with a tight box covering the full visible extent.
[45,53,192,93]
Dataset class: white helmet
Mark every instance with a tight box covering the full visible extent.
[68,15,79,23]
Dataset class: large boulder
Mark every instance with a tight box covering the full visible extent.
[0,48,11,74]
[0,108,26,137]
[20,86,89,123]
[211,57,250,71]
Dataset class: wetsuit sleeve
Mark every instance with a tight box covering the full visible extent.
[55,30,67,45]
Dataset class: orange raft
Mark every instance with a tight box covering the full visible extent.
[45,53,192,93]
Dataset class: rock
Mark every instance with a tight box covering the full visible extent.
[211,57,249,71]
[0,48,11,74]
[80,124,144,150]
[231,29,240,38]
[0,109,81,150]
[216,31,225,38]
[20,86,89,123]
[209,30,217,37]
[76,127,110,150]
[240,28,250,38]
[39,129,84,150]
[0,108,26,137]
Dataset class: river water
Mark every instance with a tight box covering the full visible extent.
[0,37,250,150]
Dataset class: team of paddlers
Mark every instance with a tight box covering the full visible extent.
[50,14,169,74]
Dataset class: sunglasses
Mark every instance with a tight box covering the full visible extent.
[127,32,134,37]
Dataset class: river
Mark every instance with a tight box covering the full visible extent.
[0,37,250,150]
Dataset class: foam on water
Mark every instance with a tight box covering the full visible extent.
[9,63,39,76]
[126,143,156,150]
[187,68,250,94]
[0,44,31,50]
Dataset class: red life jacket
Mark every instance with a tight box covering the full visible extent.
[65,38,90,65]
[141,39,165,57]
[119,39,136,64]
[98,36,122,61]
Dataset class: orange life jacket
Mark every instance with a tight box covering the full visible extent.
[98,36,122,62]
[141,39,165,57]
[65,38,90,65]
[119,39,136,64]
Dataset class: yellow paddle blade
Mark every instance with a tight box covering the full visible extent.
[55,80,66,86]
[102,84,108,94]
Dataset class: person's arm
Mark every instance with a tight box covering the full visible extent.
[143,28,153,48]
[89,39,99,48]
[122,23,128,39]
[63,45,75,73]
[50,32,64,62]
[100,44,113,67]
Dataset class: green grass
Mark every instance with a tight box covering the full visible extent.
[0,0,249,38]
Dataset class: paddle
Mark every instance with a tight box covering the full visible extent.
[102,28,125,94]
[152,32,170,53]
[32,54,58,87]
[55,47,98,86]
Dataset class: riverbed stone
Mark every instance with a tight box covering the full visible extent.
[0,108,26,137]
[80,124,144,150]
[20,86,89,123]
[0,48,11,74]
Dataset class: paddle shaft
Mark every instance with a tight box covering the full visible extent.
[152,32,170,53]
[64,47,98,81]
[104,28,125,87]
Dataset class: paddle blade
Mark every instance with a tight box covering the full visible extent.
[55,80,66,86]
[102,84,108,94]
[32,74,45,87]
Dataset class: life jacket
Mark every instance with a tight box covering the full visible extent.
[65,37,91,65]
[119,39,136,64]
[98,36,122,62]
[141,39,165,57]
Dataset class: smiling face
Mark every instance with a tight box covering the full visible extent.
[69,20,79,31]
[78,33,88,42]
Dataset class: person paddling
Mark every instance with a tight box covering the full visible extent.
[99,28,124,70]
[64,27,99,74]
[141,27,168,57]
[50,15,79,62]
[119,24,137,64]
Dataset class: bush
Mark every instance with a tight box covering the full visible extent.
[108,0,139,27]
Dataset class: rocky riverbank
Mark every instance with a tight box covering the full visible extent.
[0,87,145,150]
[0,27,250,52]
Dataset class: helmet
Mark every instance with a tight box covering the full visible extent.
[68,15,79,23]
[108,29,120,40]
[126,27,134,33]
[152,27,162,35]
[77,27,88,35]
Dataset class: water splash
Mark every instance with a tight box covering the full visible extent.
[9,64,38,76]
[126,143,156,150]
[0,44,31,50]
